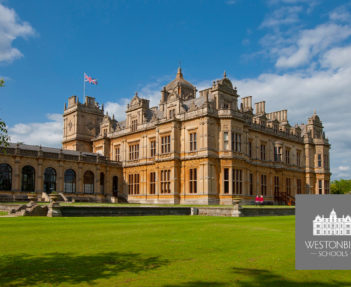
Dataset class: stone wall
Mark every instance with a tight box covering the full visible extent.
[240,207,295,217]
[0,204,295,217]
[197,206,295,217]
[60,206,193,217]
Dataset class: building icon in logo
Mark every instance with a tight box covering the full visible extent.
[313,209,351,236]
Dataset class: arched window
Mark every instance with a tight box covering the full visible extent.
[64,169,76,193]
[112,176,118,197]
[100,172,105,194]
[44,167,56,194]
[22,165,35,192]
[84,171,94,194]
[0,164,12,191]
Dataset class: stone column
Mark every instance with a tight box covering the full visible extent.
[77,163,82,194]
[57,161,64,193]
[37,159,43,193]
[13,157,20,192]
[229,166,233,195]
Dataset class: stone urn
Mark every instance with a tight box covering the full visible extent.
[49,192,60,203]
[232,197,242,217]
[232,197,242,206]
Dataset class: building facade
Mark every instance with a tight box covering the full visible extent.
[60,68,331,204]
[0,68,331,204]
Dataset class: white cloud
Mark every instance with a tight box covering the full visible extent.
[321,45,351,69]
[0,3,35,63]
[329,5,351,23]
[339,166,350,171]
[260,6,303,28]
[104,98,129,121]
[8,114,62,147]
[259,1,351,69]
[105,82,163,121]
[275,23,351,68]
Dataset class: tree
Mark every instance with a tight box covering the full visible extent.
[0,79,9,148]
[0,121,9,148]
[331,179,351,194]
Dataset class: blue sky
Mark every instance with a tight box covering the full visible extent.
[0,0,351,179]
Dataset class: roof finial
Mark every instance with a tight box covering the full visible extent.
[177,64,183,79]
[224,70,227,78]
[313,109,316,115]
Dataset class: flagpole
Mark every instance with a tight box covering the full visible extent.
[83,72,86,98]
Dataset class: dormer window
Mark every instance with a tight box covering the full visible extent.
[131,120,137,132]
[103,129,107,137]
[169,109,175,119]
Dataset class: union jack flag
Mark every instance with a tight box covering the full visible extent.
[84,73,98,85]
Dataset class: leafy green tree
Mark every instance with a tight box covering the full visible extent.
[331,179,351,194]
[0,121,9,148]
[0,79,10,148]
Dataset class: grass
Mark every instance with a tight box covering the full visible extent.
[0,211,7,216]
[0,216,349,286]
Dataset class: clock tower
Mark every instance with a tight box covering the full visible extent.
[62,95,104,152]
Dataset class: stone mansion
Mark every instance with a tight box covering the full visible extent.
[0,68,331,204]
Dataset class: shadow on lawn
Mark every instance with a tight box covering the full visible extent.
[231,267,351,287]
[0,252,169,286]
[163,267,351,287]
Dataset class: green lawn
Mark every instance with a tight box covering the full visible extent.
[0,216,349,287]
[0,211,7,216]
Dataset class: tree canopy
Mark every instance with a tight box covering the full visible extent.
[0,79,9,148]
[331,179,351,194]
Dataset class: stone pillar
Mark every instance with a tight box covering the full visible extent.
[77,164,82,194]
[57,161,64,193]
[229,166,233,194]
[171,125,175,154]
[244,168,249,196]
[37,159,43,193]
[13,157,20,192]
[95,166,100,195]
[105,166,111,196]
[155,165,160,200]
